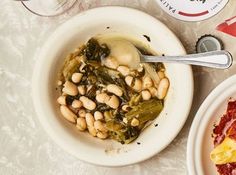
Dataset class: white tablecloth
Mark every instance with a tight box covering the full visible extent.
[0,0,236,174]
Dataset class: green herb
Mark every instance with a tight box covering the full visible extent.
[84,38,110,61]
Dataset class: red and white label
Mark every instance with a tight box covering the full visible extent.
[156,0,229,22]
[217,16,236,37]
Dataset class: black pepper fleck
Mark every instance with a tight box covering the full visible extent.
[154,124,158,127]
[106,26,110,29]
[162,54,165,56]
[137,142,141,145]
[143,35,151,42]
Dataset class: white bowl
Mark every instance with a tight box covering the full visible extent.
[32,6,193,167]
[187,75,236,175]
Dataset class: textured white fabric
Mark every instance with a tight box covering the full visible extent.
[0,0,236,174]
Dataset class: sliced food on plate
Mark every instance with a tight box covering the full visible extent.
[210,100,236,175]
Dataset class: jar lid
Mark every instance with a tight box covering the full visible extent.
[156,0,229,22]
[196,35,223,53]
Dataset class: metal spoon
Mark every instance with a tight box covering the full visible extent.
[140,50,233,69]
[100,37,233,69]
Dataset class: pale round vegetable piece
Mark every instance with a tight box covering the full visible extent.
[99,38,140,69]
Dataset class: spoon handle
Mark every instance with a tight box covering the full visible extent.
[141,50,233,69]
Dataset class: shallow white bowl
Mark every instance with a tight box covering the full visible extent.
[187,75,236,175]
[32,6,193,166]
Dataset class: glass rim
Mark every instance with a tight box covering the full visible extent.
[20,0,78,17]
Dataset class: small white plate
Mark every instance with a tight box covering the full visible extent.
[187,75,236,175]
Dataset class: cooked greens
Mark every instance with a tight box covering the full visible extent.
[57,37,169,144]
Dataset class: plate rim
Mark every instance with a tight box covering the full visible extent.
[187,74,236,175]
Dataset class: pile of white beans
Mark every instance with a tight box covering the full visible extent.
[57,55,169,140]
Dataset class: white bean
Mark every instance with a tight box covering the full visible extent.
[143,76,153,89]
[88,126,97,137]
[79,96,96,110]
[62,81,78,96]
[85,113,95,127]
[78,85,86,95]
[60,105,77,123]
[122,105,130,112]
[72,100,83,109]
[71,73,83,83]
[57,80,62,86]
[141,90,151,100]
[117,66,130,76]
[78,109,86,118]
[97,132,108,139]
[96,93,110,103]
[94,111,103,120]
[123,117,128,124]
[158,71,165,79]
[133,78,142,92]
[148,87,158,97]
[76,118,87,131]
[94,121,107,132]
[105,95,120,109]
[125,76,134,86]
[104,56,119,69]
[131,118,139,127]
[157,78,169,99]
[57,96,66,105]
[107,84,123,97]
[137,66,144,73]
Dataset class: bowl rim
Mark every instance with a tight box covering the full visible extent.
[187,74,236,174]
[32,6,194,167]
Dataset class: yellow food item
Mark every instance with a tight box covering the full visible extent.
[210,137,236,165]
